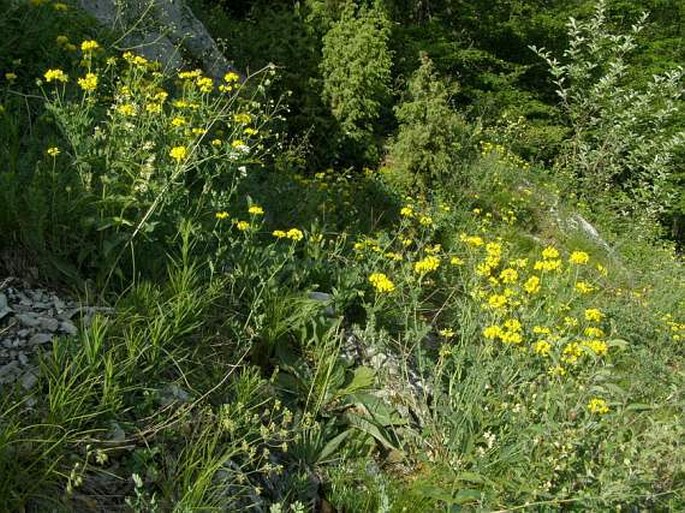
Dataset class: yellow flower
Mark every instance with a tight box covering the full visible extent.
[419,215,433,226]
[438,328,455,338]
[574,281,594,294]
[533,259,561,272]
[569,251,590,265]
[224,71,240,83]
[235,220,250,231]
[548,365,566,377]
[587,397,609,415]
[117,103,136,116]
[231,139,247,150]
[272,230,287,238]
[215,211,229,220]
[248,205,264,215]
[450,256,464,266]
[195,76,213,93]
[542,246,559,260]
[80,40,99,53]
[145,103,162,114]
[368,273,395,293]
[533,340,551,356]
[123,51,148,67]
[584,308,604,323]
[5,72,17,82]
[53,2,68,11]
[499,268,518,284]
[501,330,523,344]
[585,339,608,356]
[596,263,608,277]
[584,326,605,338]
[487,294,507,310]
[169,146,188,162]
[286,228,304,241]
[77,72,98,92]
[503,318,522,332]
[44,68,68,83]
[56,35,69,46]
[47,147,60,157]
[483,325,503,340]
[561,342,583,364]
[460,234,484,247]
[171,116,186,127]
[400,206,414,217]
[211,139,222,147]
[533,325,551,335]
[244,127,258,136]
[414,256,441,274]
[523,275,540,294]
[234,113,251,124]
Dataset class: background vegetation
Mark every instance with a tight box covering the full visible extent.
[0,0,683,511]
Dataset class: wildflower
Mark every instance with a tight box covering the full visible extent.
[596,264,608,277]
[53,2,68,11]
[169,146,188,162]
[460,234,484,247]
[44,68,68,83]
[548,365,566,377]
[5,72,17,82]
[575,281,594,294]
[400,206,414,217]
[561,342,583,364]
[542,246,559,260]
[234,112,251,124]
[499,268,518,284]
[215,211,229,220]
[145,103,162,114]
[235,220,250,231]
[231,139,248,150]
[523,276,540,294]
[533,259,561,272]
[483,325,503,340]
[587,397,609,415]
[503,318,522,332]
[224,71,240,83]
[584,327,605,338]
[533,325,551,335]
[368,273,395,293]
[584,308,604,323]
[171,116,186,127]
[179,69,202,80]
[77,72,98,92]
[438,328,455,339]
[196,76,214,93]
[414,256,440,274]
[80,40,99,53]
[533,340,551,356]
[487,294,507,310]
[569,251,590,265]
[248,205,264,215]
[425,244,441,254]
[511,258,528,268]
[211,139,222,147]
[56,35,69,46]
[244,127,258,136]
[47,147,60,157]
[501,330,523,344]
[385,252,403,261]
[286,228,303,241]
[116,103,136,116]
[272,230,286,238]
[585,339,608,356]
[122,51,148,67]
[450,256,464,266]
[419,215,433,226]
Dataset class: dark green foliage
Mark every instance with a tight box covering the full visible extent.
[386,54,473,190]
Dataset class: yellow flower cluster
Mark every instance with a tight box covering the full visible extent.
[44,68,68,83]
[273,228,304,241]
[414,255,440,274]
[77,72,98,92]
[81,40,99,53]
[169,146,188,162]
[587,397,609,415]
[368,273,395,293]
[248,205,264,215]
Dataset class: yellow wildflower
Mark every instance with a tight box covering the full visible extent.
[450,256,464,266]
[80,40,99,53]
[169,146,188,162]
[234,112,251,124]
[483,325,503,340]
[533,325,551,335]
[44,68,68,83]
[5,72,17,81]
[235,220,250,231]
[56,35,69,46]
[368,273,395,293]
[419,215,433,226]
[542,246,559,260]
[414,256,440,274]
[487,294,507,310]
[47,147,60,157]
[460,234,484,247]
[569,251,590,265]
[171,116,186,127]
[523,276,540,294]
[584,327,605,338]
[248,205,264,215]
[215,211,229,220]
[117,103,136,116]
[503,318,522,332]
[548,365,566,377]
[400,206,414,217]
[77,72,98,92]
[585,339,608,356]
[584,308,604,323]
[272,230,287,238]
[499,268,518,284]
[575,281,594,294]
[587,397,609,415]
[231,139,247,150]
[561,342,583,364]
[224,71,240,83]
[286,228,304,241]
[438,328,455,339]
[533,340,551,356]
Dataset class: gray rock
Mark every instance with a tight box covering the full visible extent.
[16,313,40,328]
[0,361,19,381]
[18,352,28,366]
[59,320,79,336]
[38,317,59,332]
[21,371,38,390]
[29,333,53,346]
[0,292,10,321]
